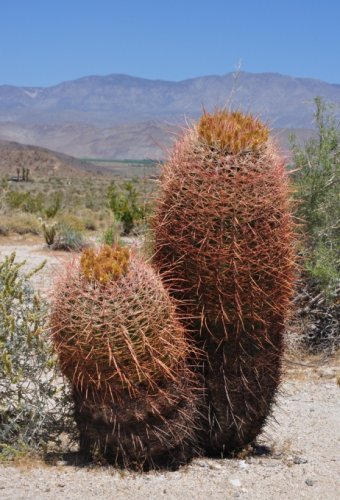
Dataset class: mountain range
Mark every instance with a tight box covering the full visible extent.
[0,72,339,159]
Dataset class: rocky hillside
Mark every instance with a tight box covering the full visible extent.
[0,122,179,160]
[0,140,113,177]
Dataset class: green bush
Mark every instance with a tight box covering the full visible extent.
[101,221,122,246]
[44,192,63,218]
[0,253,72,458]
[107,180,148,235]
[290,97,340,295]
[5,191,45,214]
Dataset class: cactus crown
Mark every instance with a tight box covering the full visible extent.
[198,110,269,154]
[80,245,130,284]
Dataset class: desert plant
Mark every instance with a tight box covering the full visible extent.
[44,192,62,219]
[290,98,339,292]
[289,97,339,352]
[50,245,200,469]
[56,213,85,232]
[101,221,122,246]
[0,213,41,236]
[0,253,71,457]
[52,218,86,251]
[152,110,296,455]
[42,222,57,247]
[107,180,148,235]
[5,191,44,213]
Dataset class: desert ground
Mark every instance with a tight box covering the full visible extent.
[0,238,339,500]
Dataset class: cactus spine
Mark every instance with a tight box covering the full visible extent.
[152,110,296,454]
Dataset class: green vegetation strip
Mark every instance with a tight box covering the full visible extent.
[79,158,163,165]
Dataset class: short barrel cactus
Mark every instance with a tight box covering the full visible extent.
[51,245,200,469]
[152,110,296,455]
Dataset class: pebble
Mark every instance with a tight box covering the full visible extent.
[293,456,308,464]
[194,460,209,468]
[318,368,335,379]
[305,478,315,486]
[56,460,68,467]
[238,460,249,469]
[229,479,241,488]
[209,463,222,470]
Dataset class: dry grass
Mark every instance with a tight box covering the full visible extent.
[0,213,41,235]
[0,174,154,240]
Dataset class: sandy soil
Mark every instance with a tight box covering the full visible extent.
[0,238,339,499]
[0,235,76,294]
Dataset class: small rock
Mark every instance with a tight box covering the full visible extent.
[305,478,315,486]
[293,456,308,464]
[56,460,68,467]
[229,479,241,488]
[194,460,209,468]
[239,460,248,469]
[233,493,240,498]
[209,462,222,470]
[57,484,65,488]
[318,368,335,379]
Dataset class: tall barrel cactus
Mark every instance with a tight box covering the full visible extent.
[50,245,200,469]
[152,110,296,455]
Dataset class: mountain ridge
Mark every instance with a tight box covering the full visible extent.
[0,71,338,158]
[1,71,339,128]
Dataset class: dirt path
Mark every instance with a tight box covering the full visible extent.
[0,239,339,499]
[0,369,339,500]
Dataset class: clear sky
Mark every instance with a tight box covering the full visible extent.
[1,0,339,87]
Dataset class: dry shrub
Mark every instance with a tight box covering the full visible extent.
[0,253,72,459]
[0,213,41,235]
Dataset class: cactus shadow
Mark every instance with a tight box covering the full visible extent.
[44,451,92,468]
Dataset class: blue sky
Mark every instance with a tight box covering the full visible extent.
[1,0,339,87]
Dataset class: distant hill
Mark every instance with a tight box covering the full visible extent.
[0,140,114,177]
[0,121,179,160]
[0,71,337,158]
[0,123,313,161]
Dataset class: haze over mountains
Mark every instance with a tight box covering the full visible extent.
[0,71,339,159]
